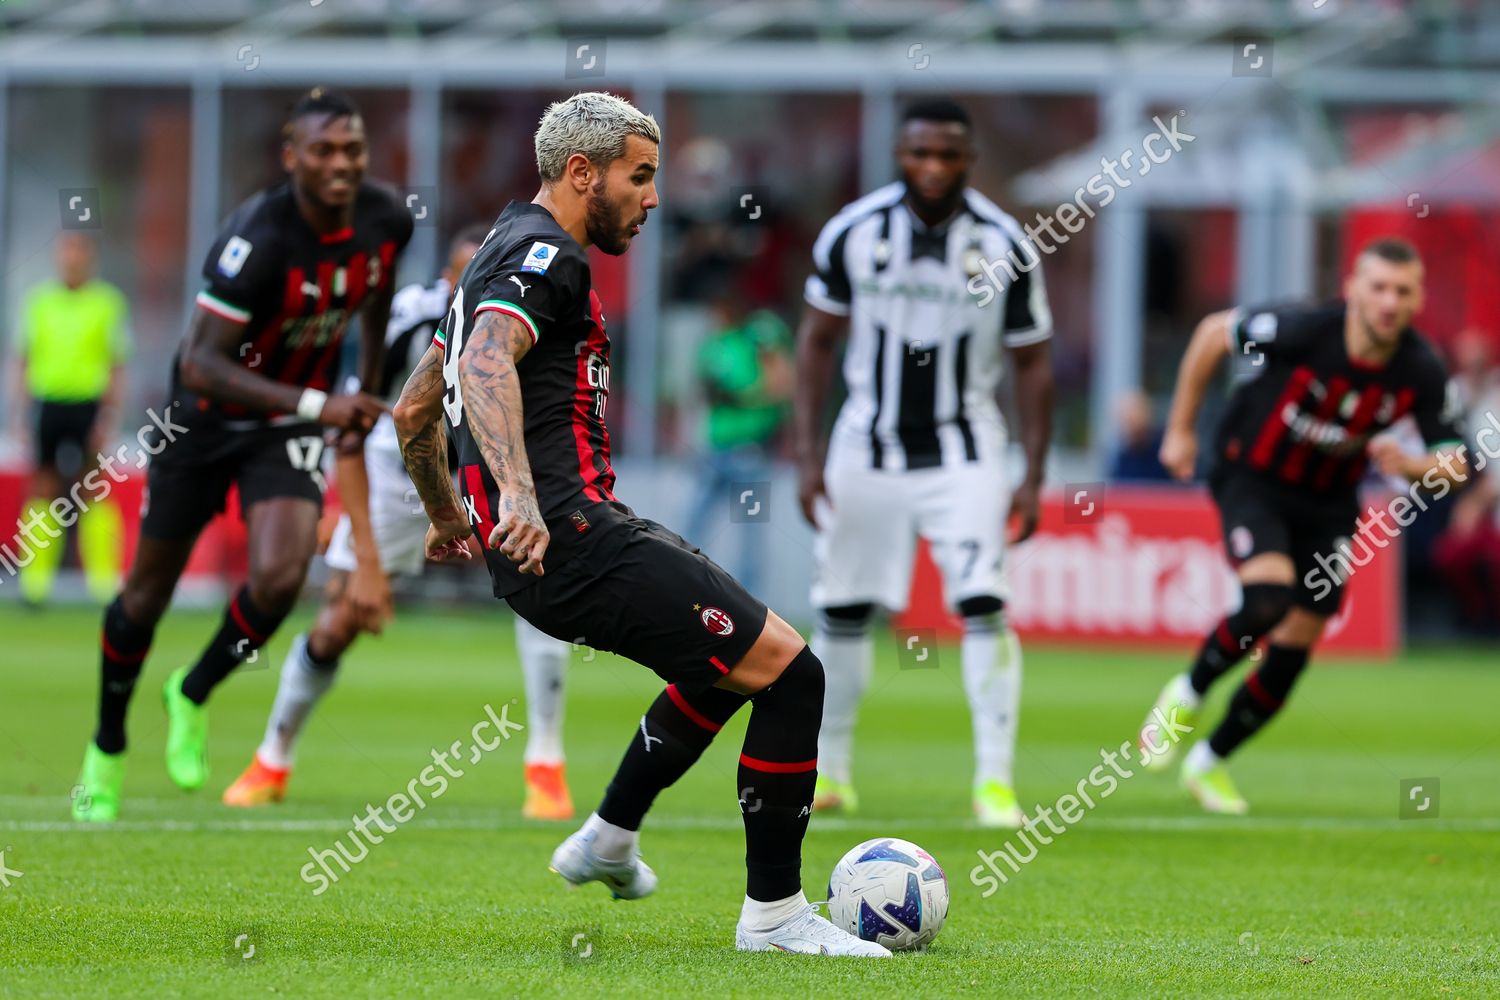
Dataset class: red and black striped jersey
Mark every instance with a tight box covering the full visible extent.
[1214,301,1464,498]
[185,180,413,424]
[436,201,616,596]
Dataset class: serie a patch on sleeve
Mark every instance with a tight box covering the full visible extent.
[218,236,253,277]
[520,241,558,274]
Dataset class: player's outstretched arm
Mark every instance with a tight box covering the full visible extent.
[1369,437,1472,492]
[457,310,548,576]
[1007,340,1055,542]
[1160,309,1234,481]
[179,308,387,432]
[355,280,397,423]
[334,448,394,630]
[393,343,471,563]
[793,305,849,526]
[329,278,404,597]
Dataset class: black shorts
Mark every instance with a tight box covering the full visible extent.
[34,400,99,473]
[140,410,328,541]
[1210,466,1357,615]
[506,503,769,691]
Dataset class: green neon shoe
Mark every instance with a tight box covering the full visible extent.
[812,774,858,814]
[1182,761,1249,815]
[1138,675,1200,773]
[71,743,125,822]
[163,666,209,791]
[974,779,1026,829]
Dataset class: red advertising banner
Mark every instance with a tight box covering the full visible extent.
[895,485,1402,658]
[0,468,248,587]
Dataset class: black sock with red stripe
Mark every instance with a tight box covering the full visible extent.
[597,683,749,831]
[95,598,156,754]
[1188,583,1294,695]
[739,646,824,902]
[1207,645,1311,757]
[180,586,289,706]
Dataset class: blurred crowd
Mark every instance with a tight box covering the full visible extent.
[1432,330,1500,634]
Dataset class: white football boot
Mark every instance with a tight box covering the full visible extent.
[549,828,658,900]
[735,903,892,957]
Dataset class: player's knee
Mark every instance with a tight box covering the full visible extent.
[1238,583,1295,633]
[757,645,825,717]
[118,570,176,626]
[1268,607,1327,649]
[249,560,310,614]
[818,602,876,638]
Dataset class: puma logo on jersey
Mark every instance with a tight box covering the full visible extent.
[508,275,531,297]
[301,281,322,298]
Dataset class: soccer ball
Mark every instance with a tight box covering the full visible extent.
[826,837,949,951]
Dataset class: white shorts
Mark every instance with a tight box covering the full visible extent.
[811,453,1010,613]
[324,437,429,579]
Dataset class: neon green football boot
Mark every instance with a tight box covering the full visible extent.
[71,743,125,822]
[1138,674,1200,772]
[163,666,209,791]
[973,779,1026,829]
[812,774,858,814]
[1182,760,1249,815]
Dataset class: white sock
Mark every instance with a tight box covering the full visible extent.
[961,615,1022,787]
[581,811,637,862]
[1184,741,1220,774]
[812,616,873,785]
[1168,672,1202,711]
[739,891,809,931]
[516,618,569,764]
[256,633,338,769]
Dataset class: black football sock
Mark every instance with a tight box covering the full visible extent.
[95,597,156,754]
[1207,644,1311,758]
[1188,583,1294,695]
[738,645,824,903]
[180,586,290,706]
[597,683,749,831]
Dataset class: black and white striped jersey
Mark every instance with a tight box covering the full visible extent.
[363,277,451,454]
[380,278,452,404]
[804,182,1052,471]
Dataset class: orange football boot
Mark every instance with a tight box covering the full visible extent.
[222,754,290,807]
[523,762,574,820]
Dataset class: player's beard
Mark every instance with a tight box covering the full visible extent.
[584,175,631,256]
[1360,307,1404,349]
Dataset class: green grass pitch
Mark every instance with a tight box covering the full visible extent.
[2,604,1497,997]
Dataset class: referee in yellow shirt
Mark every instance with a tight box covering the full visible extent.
[7,232,131,604]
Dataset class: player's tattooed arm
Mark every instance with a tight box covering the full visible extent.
[458,310,549,575]
[792,305,849,526]
[395,344,472,563]
[395,344,463,516]
[179,308,386,431]
[1007,339,1054,543]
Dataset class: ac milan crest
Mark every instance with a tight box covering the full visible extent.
[701,606,735,637]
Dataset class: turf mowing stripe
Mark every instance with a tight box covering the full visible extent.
[8,815,1500,833]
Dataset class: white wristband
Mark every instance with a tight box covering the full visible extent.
[296,388,329,422]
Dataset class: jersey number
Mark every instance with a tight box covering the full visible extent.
[441,285,466,427]
[285,436,327,494]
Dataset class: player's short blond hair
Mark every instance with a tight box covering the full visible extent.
[534,92,661,183]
